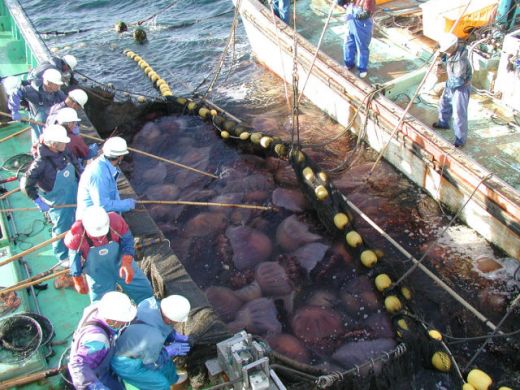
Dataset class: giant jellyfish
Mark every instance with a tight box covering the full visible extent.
[291,306,345,354]
[276,215,321,252]
[266,333,311,364]
[255,262,292,296]
[228,298,282,335]
[226,226,273,271]
[205,286,243,322]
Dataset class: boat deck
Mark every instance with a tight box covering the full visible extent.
[296,0,520,189]
[0,2,88,386]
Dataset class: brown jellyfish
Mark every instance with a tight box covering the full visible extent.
[266,333,311,364]
[276,215,321,252]
[147,184,179,201]
[230,298,282,335]
[205,286,244,323]
[141,162,167,185]
[291,306,345,354]
[291,242,329,273]
[272,188,308,212]
[226,226,273,271]
[255,262,293,297]
[183,212,228,238]
[234,281,262,302]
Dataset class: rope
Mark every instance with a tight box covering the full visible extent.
[369,0,475,175]
[266,1,292,113]
[132,1,180,26]
[290,0,301,151]
[464,293,520,371]
[340,177,501,333]
[392,173,493,288]
[202,0,242,101]
[297,0,336,104]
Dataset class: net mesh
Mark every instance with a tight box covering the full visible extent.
[0,314,43,364]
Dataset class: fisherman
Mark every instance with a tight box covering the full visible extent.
[68,291,137,390]
[137,294,192,343]
[111,297,191,389]
[432,33,472,148]
[20,125,80,264]
[28,54,78,86]
[64,205,153,303]
[46,89,89,130]
[76,136,136,219]
[273,0,290,24]
[54,107,90,160]
[8,68,66,141]
[337,0,375,78]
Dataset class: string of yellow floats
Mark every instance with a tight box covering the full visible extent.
[122,50,511,388]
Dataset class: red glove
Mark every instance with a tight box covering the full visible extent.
[72,275,88,294]
[119,255,135,285]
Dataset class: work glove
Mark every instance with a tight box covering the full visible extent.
[164,341,191,357]
[11,111,21,121]
[119,255,134,284]
[34,197,50,212]
[166,330,190,345]
[87,381,110,390]
[87,143,99,159]
[121,198,136,212]
[72,275,89,294]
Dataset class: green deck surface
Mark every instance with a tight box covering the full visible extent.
[298,0,520,189]
[0,2,89,388]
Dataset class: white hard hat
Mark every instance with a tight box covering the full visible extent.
[103,136,129,158]
[82,206,110,237]
[43,124,70,143]
[98,291,137,323]
[68,89,88,108]
[42,68,64,85]
[438,33,458,52]
[62,54,77,70]
[56,107,81,124]
[160,295,191,322]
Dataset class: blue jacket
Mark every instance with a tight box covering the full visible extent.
[21,143,80,200]
[8,79,65,119]
[137,298,173,339]
[443,45,472,90]
[76,155,132,219]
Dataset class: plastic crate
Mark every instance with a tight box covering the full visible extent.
[421,0,498,42]
[444,3,498,38]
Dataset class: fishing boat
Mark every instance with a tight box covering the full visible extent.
[232,0,520,261]
[1,0,519,389]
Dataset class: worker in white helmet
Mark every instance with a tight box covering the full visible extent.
[28,54,78,85]
[53,107,91,160]
[68,291,137,390]
[432,32,472,148]
[64,205,153,303]
[8,68,66,141]
[111,295,192,389]
[47,89,89,132]
[20,125,80,263]
[76,136,136,219]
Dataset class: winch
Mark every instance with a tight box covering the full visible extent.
[205,331,286,390]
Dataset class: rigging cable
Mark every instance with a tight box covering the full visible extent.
[202,0,242,101]
[267,1,292,113]
[297,0,337,104]
[290,0,301,151]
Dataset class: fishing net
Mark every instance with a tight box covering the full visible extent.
[0,314,43,364]
[1,153,33,178]
[21,312,55,346]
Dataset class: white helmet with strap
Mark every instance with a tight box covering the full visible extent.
[82,206,110,237]
[160,295,191,322]
[98,291,137,322]
[56,107,81,124]
[102,136,129,158]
